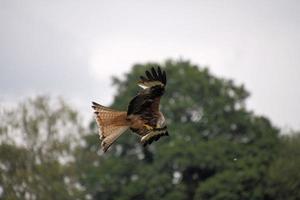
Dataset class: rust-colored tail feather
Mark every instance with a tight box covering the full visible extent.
[92,102,129,152]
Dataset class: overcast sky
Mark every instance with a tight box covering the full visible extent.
[0,0,299,130]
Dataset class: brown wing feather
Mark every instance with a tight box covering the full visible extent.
[127,67,166,116]
[150,97,161,114]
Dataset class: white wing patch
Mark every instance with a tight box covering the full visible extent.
[138,81,164,89]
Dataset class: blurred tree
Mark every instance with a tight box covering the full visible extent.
[266,132,300,200]
[77,59,280,200]
[0,96,86,200]
[3,60,299,200]
[1,60,298,200]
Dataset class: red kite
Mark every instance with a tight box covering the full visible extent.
[92,67,168,152]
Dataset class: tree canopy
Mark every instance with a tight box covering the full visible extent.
[76,60,281,200]
[0,96,85,200]
[0,59,299,200]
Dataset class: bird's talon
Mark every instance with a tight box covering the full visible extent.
[143,124,153,130]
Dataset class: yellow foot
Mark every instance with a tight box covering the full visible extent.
[143,124,153,130]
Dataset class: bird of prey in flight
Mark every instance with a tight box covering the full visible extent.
[92,67,168,152]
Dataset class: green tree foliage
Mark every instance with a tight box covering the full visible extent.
[0,96,85,200]
[1,60,298,200]
[266,133,300,200]
[77,60,280,200]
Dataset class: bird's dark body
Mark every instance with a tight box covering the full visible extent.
[126,67,168,146]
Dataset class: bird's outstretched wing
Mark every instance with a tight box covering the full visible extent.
[127,66,167,116]
[127,67,168,146]
[137,66,167,90]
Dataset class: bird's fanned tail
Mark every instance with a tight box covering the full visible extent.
[91,102,129,152]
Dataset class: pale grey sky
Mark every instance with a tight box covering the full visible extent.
[0,0,299,130]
